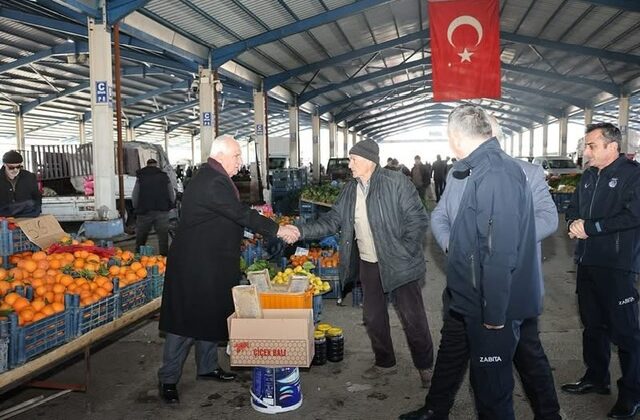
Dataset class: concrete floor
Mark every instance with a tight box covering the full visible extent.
[0,225,627,419]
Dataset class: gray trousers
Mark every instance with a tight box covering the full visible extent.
[136,210,170,256]
[157,333,218,384]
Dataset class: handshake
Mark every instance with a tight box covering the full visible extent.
[277,225,301,244]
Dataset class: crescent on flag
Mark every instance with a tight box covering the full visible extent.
[447,15,484,47]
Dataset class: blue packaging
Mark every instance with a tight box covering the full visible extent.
[251,366,303,414]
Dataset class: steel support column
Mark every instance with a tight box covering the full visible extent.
[584,108,593,126]
[288,106,299,167]
[559,116,568,156]
[164,130,169,154]
[14,111,25,150]
[542,125,548,156]
[254,90,270,202]
[329,120,337,158]
[618,95,630,153]
[342,126,349,157]
[312,114,321,183]
[78,118,86,144]
[528,130,534,158]
[199,68,215,163]
[88,17,116,216]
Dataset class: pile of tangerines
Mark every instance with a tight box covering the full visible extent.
[0,239,166,326]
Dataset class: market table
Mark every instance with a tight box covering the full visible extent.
[0,297,161,394]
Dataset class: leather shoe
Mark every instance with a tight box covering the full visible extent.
[608,399,640,419]
[159,383,179,404]
[197,368,236,381]
[561,378,610,395]
[398,407,444,420]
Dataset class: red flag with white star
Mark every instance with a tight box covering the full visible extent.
[428,0,501,101]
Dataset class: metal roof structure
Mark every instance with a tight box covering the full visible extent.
[0,0,638,147]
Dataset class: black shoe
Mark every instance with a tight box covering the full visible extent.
[159,383,179,404]
[197,368,236,381]
[561,379,611,395]
[608,400,640,419]
[398,407,444,420]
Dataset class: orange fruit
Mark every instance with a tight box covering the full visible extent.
[32,251,47,261]
[13,297,30,312]
[8,268,23,281]
[95,287,110,298]
[35,286,47,297]
[52,284,65,294]
[130,262,143,271]
[51,302,64,313]
[0,302,12,311]
[22,260,37,273]
[0,280,11,295]
[36,260,49,270]
[0,268,7,281]
[32,268,46,279]
[32,312,46,322]
[121,251,134,261]
[86,254,100,263]
[60,275,74,287]
[108,265,120,276]
[125,272,138,283]
[53,293,64,304]
[41,305,55,316]
[83,240,95,246]
[31,299,46,312]
[73,259,85,269]
[101,282,113,293]
[43,291,55,304]
[136,268,148,279]
[4,292,20,306]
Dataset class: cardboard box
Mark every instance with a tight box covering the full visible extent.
[227,309,314,368]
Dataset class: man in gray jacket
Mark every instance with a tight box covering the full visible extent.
[400,114,561,420]
[291,139,433,388]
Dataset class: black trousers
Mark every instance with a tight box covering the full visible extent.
[577,265,640,402]
[434,178,445,202]
[157,333,218,384]
[135,210,170,256]
[425,291,560,420]
[359,260,433,370]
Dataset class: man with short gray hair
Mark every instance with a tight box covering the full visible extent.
[403,104,540,420]
[157,134,297,404]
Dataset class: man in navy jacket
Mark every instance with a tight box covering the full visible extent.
[400,114,560,420]
[404,104,539,420]
[563,123,640,419]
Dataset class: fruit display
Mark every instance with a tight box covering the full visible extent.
[548,173,581,193]
[300,183,342,204]
[271,265,331,295]
[319,251,339,268]
[0,239,166,326]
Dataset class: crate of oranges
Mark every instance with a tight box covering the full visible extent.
[6,289,74,367]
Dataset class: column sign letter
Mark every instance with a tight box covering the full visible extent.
[256,123,264,136]
[95,81,108,103]
[202,112,212,126]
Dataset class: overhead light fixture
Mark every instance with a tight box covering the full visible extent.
[66,38,74,43]
[170,73,175,77]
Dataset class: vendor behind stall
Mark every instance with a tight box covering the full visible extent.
[0,150,41,217]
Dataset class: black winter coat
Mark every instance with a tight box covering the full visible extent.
[0,169,41,217]
[133,166,173,214]
[159,161,279,341]
[566,155,640,273]
[298,166,429,293]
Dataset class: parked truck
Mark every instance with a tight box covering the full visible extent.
[27,142,179,223]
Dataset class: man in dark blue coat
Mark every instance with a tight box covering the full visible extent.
[403,104,539,420]
[563,123,640,419]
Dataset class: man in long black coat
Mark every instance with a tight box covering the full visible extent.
[157,135,294,403]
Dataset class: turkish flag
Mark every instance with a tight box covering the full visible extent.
[428,0,501,101]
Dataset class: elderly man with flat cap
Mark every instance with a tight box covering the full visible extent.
[285,139,434,388]
[0,150,41,218]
